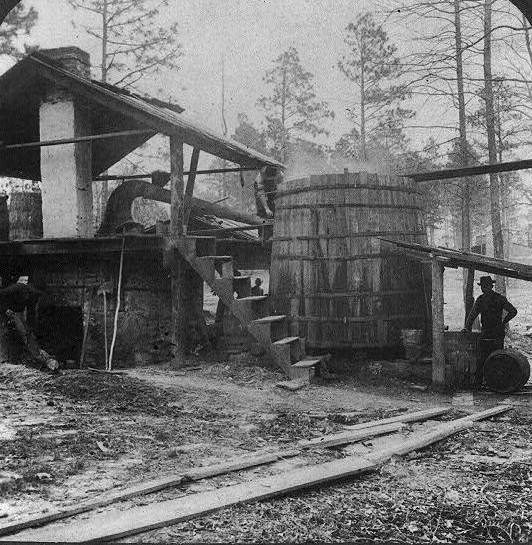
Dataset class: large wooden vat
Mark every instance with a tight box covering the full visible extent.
[270,172,429,351]
[9,192,43,240]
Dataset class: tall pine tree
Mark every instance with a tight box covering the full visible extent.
[337,12,413,162]
[258,47,333,163]
[68,0,182,88]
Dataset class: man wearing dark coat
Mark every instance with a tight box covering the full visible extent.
[463,275,517,386]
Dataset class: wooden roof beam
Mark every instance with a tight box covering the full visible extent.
[404,158,532,182]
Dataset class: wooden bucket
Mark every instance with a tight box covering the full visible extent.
[270,172,429,351]
[9,192,43,240]
[444,331,481,389]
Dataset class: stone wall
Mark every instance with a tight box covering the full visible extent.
[32,253,174,367]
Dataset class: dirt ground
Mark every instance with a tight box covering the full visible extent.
[1,346,532,543]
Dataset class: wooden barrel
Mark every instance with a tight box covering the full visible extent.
[483,349,530,393]
[9,192,43,240]
[270,172,429,351]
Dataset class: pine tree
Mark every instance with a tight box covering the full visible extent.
[68,0,182,88]
[258,47,334,163]
[337,12,413,163]
[0,2,37,58]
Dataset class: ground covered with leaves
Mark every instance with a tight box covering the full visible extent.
[2,357,532,543]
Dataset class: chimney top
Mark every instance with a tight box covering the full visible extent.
[39,47,91,79]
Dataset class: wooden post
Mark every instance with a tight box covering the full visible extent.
[183,148,200,234]
[431,257,446,389]
[464,267,475,327]
[170,135,186,366]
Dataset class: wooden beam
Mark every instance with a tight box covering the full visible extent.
[183,148,200,234]
[298,422,403,449]
[169,135,186,366]
[188,224,273,236]
[17,407,510,543]
[93,167,258,182]
[0,449,300,538]
[464,267,475,327]
[0,129,154,150]
[432,257,446,389]
[342,406,450,431]
[405,158,532,182]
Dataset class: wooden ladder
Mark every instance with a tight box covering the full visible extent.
[174,236,329,382]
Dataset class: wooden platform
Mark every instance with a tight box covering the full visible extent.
[0,235,271,270]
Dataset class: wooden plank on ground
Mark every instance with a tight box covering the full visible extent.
[299,422,403,449]
[0,449,299,538]
[10,406,510,543]
[342,406,450,431]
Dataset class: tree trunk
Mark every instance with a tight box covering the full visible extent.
[280,66,287,164]
[483,0,506,294]
[360,49,367,162]
[454,0,473,315]
[170,135,186,366]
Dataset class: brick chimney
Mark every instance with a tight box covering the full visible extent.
[39,46,91,79]
[39,46,93,238]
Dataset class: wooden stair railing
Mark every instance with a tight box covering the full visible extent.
[173,236,329,382]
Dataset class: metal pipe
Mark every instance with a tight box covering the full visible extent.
[97,179,267,236]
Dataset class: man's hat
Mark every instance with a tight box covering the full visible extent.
[478,276,495,286]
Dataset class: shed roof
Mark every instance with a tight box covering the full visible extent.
[380,238,532,282]
[0,52,283,180]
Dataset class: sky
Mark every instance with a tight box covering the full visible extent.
[0,0,528,164]
[1,0,415,147]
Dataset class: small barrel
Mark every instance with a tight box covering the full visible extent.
[483,349,530,393]
[9,192,43,240]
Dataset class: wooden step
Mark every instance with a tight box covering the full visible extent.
[231,296,269,323]
[289,358,324,382]
[208,255,234,276]
[237,296,268,303]
[202,255,233,262]
[272,337,305,364]
[249,315,288,344]
[272,336,300,346]
[253,315,287,324]
[179,236,216,257]
[292,358,321,368]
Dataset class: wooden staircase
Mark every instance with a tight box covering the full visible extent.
[174,236,329,382]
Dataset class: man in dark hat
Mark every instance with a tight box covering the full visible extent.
[463,276,517,386]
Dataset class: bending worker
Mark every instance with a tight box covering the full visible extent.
[463,275,517,386]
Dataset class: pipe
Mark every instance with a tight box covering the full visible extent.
[97,179,267,236]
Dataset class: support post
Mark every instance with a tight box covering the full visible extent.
[170,135,186,366]
[431,257,446,389]
[183,148,200,234]
[464,267,475,327]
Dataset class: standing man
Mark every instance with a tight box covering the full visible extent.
[463,276,517,386]
[254,166,283,241]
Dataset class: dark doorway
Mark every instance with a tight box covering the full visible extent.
[36,305,84,362]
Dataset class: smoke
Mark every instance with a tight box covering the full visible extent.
[285,148,391,183]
